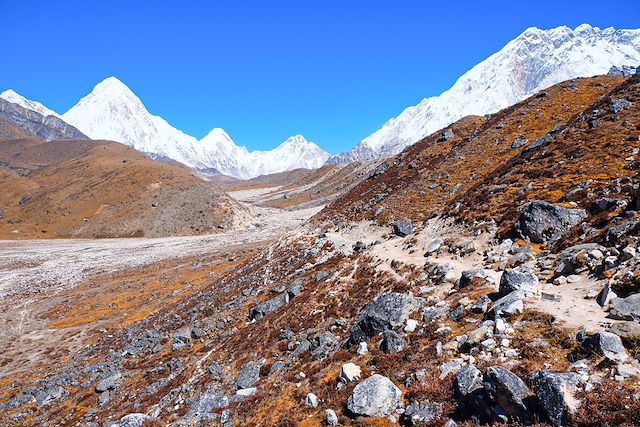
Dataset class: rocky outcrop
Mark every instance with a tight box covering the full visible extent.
[346,374,402,417]
[0,98,87,141]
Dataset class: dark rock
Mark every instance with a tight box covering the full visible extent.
[402,401,443,426]
[499,267,539,297]
[471,296,491,314]
[608,65,637,77]
[610,99,632,114]
[236,360,263,390]
[511,138,528,149]
[346,374,402,417]
[458,269,493,289]
[532,371,578,426]
[484,366,532,423]
[584,331,628,363]
[610,294,640,322]
[350,292,424,344]
[423,305,450,322]
[393,218,414,237]
[191,327,206,339]
[438,129,455,142]
[591,198,627,214]
[353,241,366,252]
[454,365,484,397]
[449,304,465,322]
[515,200,586,247]
[380,329,406,354]
[310,332,339,359]
[369,162,389,179]
[605,221,640,244]
[248,293,289,321]
[486,290,524,319]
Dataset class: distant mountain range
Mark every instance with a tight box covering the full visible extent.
[3,24,639,177]
[1,79,329,179]
[329,24,640,162]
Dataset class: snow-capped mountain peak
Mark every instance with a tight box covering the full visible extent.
[329,24,640,163]
[0,89,60,118]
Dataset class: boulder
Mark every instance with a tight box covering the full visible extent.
[486,290,525,319]
[115,414,152,427]
[95,373,121,393]
[353,241,366,252]
[369,162,389,179]
[381,329,406,354]
[532,372,579,426]
[393,218,414,237]
[188,389,229,419]
[350,292,424,344]
[458,269,493,289]
[424,238,444,256]
[454,365,484,397]
[438,129,455,142]
[587,331,628,363]
[515,200,586,247]
[471,296,491,314]
[402,401,443,426]
[605,220,639,244]
[236,360,263,390]
[608,321,640,349]
[34,385,64,407]
[499,267,539,297]
[339,363,362,383]
[346,374,402,417]
[249,293,289,321]
[310,332,339,360]
[609,294,640,321]
[483,366,532,422]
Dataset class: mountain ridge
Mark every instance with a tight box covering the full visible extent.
[329,23,640,163]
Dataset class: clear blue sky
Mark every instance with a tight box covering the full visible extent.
[1,1,638,154]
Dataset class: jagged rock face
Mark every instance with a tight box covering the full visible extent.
[331,24,640,163]
[0,98,87,141]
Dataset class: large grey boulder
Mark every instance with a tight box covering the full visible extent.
[609,294,640,322]
[248,283,301,321]
[347,374,402,417]
[458,269,493,289]
[605,220,639,244]
[236,360,263,390]
[454,365,484,397]
[350,292,424,344]
[114,414,152,427]
[393,218,414,237]
[187,388,229,420]
[532,371,579,427]
[515,200,586,247]
[483,366,532,423]
[499,267,539,297]
[310,332,339,360]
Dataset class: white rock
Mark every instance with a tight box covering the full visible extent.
[357,342,369,356]
[305,392,319,408]
[405,319,419,333]
[339,363,362,383]
[325,409,339,425]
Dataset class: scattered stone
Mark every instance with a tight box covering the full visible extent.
[339,363,362,383]
[471,296,491,314]
[405,318,418,332]
[305,392,319,408]
[236,360,263,390]
[499,267,539,297]
[357,342,369,356]
[325,409,339,425]
[393,218,414,237]
[402,401,444,426]
[610,98,632,114]
[438,129,455,142]
[350,292,424,344]
[116,413,152,427]
[458,269,493,289]
[511,138,528,149]
[369,162,390,179]
[454,364,484,397]
[439,359,464,379]
[515,200,586,247]
[236,387,257,397]
[95,373,121,393]
[346,374,402,417]
[310,332,339,360]
[353,241,366,252]
[249,293,290,321]
[596,283,617,308]
[381,329,406,354]
[424,238,444,256]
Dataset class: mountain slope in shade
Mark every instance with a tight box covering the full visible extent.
[0,89,60,118]
[330,24,640,163]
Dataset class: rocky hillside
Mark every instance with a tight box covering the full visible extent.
[0,138,250,239]
[2,74,640,427]
[0,97,87,141]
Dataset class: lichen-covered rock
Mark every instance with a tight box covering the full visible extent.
[347,374,402,417]
[402,401,443,426]
[236,360,263,390]
[499,267,539,297]
[393,218,414,237]
[381,329,406,354]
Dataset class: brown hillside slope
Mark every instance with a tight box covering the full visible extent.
[316,75,632,231]
[0,138,249,239]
